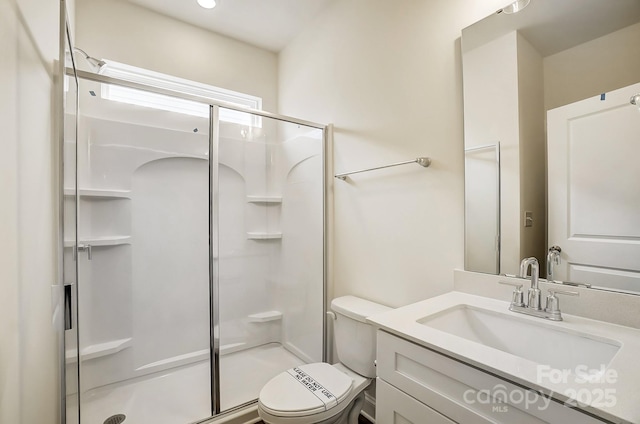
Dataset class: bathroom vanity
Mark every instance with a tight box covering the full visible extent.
[368,292,640,424]
[446,0,640,419]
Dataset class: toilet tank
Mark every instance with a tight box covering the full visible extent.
[330,296,392,378]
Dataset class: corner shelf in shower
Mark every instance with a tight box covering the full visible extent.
[65,337,133,364]
[246,195,282,204]
[248,310,283,323]
[64,235,132,248]
[246,232,282,240]
[64,187,131,199]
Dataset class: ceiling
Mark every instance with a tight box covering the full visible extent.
[125,0,336,52]
[462,0,640,56]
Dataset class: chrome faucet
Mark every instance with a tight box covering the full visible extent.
[519,257,541,310]
[499,256,579,321]
[547,246,561,283]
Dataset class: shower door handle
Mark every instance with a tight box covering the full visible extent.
[77,244,92,260]
[64,283,73,330]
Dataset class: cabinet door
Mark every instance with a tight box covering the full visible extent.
[376,379,455,424]
[377,331,606,424]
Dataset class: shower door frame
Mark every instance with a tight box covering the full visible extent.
[59,6,79,424]
[62,67,330,421]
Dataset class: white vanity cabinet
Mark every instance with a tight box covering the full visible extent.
[375,330,606,424]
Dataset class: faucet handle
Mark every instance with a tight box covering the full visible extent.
[545,289,579,320]
[499,281,525,307]
[548,288,579,297]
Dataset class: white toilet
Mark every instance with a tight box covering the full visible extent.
[258,296,391,424]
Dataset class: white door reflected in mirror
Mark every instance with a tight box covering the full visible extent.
[547,82,640,293]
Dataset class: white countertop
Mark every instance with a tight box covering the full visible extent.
[367,291,640,424]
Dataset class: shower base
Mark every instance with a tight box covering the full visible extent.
[70,343,304,424]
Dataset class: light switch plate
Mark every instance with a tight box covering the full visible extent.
[524,211,533,227]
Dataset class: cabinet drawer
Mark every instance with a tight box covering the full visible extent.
[376,378,455,424]
[377,330,605,424]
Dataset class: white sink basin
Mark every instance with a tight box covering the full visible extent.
[418,305,620,373]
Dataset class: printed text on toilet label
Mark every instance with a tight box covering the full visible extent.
[288,367,337,406]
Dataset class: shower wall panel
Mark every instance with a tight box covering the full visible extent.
[217,125,282,354]
[74,114,210,391]
[131,157,209,370]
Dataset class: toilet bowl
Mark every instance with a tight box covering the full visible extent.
[258,296,391,424]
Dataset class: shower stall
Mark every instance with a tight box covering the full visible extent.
[62,59,327,423]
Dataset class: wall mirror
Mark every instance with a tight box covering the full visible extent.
[462,0,640,294]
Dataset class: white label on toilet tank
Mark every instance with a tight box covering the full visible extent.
[287,367,338,409]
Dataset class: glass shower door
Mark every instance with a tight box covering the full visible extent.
[216,108,325,410]
[65,75,327,422]
[72,78,212,424]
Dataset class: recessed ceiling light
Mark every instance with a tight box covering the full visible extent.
[498,0,531,15]
[197,0,216,9]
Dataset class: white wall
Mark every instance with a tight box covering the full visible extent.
[462,30,546,277]
[279,0,507,307]
[75,0,279,112]
[463,31,521,276]
[516,33,545,266]
[0,0,62,422]
[544,22,640,111]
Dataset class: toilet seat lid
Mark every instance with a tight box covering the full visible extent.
[258,363,354,417]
